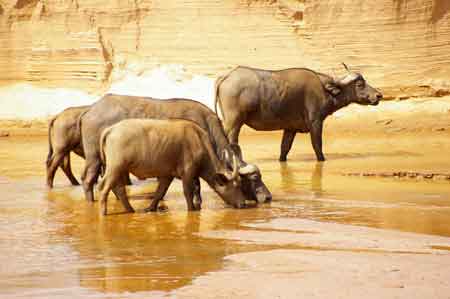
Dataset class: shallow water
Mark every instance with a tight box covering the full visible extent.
[0,135,449,298]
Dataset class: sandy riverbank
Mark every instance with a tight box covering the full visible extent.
[0,96,449,298]
[1,95,449,137]
[175,219,450,299]
[173,96,450,298]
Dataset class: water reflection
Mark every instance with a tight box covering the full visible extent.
[1,136,450,297]
[311,162,323,196]
[279,162,297,193]
[44,186,278,294]
[279,161,323,196]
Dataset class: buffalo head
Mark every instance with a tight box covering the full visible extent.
[328,63,383,106]
[224,144,272,203]
[238,163,272,203]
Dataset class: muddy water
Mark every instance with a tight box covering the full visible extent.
[0,134,449,298]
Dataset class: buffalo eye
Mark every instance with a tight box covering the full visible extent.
[250,173,260,180]
[356,80,365,89]
[215,173,229,186]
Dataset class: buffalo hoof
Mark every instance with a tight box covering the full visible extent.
[46,179,54,189]
[144,206,157,213]
[279,156,287,162]
[144,203,168,212]
[234,202,246,209]
[158,203,169,212]
[187,203,202,211]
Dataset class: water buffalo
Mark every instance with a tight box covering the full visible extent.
[46,105,89,188]
[80,94,271,204]
[98,119,247,215]
[215,64,383,161]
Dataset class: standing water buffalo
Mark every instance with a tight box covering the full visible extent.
[80,94,271,204]
[46,105,133,188]
[46,105,90,188]
[98,119,247,215]
[215,64,383,161]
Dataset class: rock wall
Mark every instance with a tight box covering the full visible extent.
[298,0,450,90]
[0,0,152,90]
[0,0,449,93]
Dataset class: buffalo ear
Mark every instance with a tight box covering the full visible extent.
[325,83,341,96]
[214,173,229,186]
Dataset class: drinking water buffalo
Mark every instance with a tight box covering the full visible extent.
[46,105,89,188]
[215,64,383,161]
[98,119,247,215]
[80,94,271,204]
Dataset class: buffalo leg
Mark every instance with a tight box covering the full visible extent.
[97,168,122,215]
[193,178,202,210]
[81,160,101,202]
[46,152,66,188]
[98,174,113,216]
[279,130,297,162]
[98,185,110,216]
[182,176,198,211]
[61,154,80,186]
[310,120,325,161]
[145,176,174,212]
[110,174,132,200]
[112,177,134,213]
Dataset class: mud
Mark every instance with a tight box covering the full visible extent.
[0,105,450,298]
[176,248,450,299]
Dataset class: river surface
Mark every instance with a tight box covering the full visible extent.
[0,134,449,298]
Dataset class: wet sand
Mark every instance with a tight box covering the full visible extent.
[1,98,450,298]
[177,218,450,298]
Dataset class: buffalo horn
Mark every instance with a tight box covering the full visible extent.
[238,164,258,175]
[231,153,239,180]
[339,73,359,85]
[342,62,350,73]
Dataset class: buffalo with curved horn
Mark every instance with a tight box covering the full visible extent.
[215,64,383,162]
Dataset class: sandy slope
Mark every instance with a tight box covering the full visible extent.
[175,219,450,299]
[2,95,449,137]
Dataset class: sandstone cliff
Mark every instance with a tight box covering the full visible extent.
[0,0,449,94]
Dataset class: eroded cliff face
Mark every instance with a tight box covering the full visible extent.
[0,0,449,94]
[299,0,450,93]
[0,0,152,90]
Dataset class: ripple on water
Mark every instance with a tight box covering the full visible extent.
[1,136,450,298]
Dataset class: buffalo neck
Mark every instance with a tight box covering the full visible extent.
[198,139,225,190]
[204,116,231,159]
[321,87,353,119]
[203,116,247,169]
